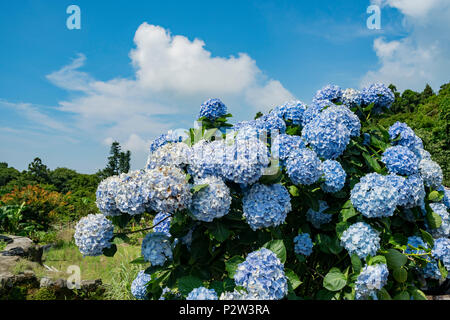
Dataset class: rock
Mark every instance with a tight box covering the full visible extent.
[1,235,43,264]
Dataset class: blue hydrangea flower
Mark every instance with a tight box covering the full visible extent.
[270,100,308,126]
[219,290,258,300]
[286,148,322,185]
[257,113,286,134]
[74,214,114,257]
[242,183,291,230]
[437,185,450,209]
[186,287,218,300]
[341,88,363,107]
[96,175,121,216]
[302,110,351,159]
[301,99,336,126]
[234,248,288,300]
[404,237,444,279]
[115,170,149,215]
[350,173,400,218]
[143,166,192,214]
[355,264,389,300]
[222,135,270,185]
[432,237,450,270]
[388,174,425,209]
[422,259,443,280]
[381,146,419,176]
[419,159,443,188]
[306,200,332,229]
[319,105,361,137]
[152,212,172,237]
[149,131,186,154]
[360,83,395,112]
[321,160,347,193]
[141,232,173,266]
[313,85,343,103]
[190,176,232,222]
[294,233,314,256]
[188,139,228,179]
[271,134,305,162]
[131,270,151,300]
[429,203,450,238]
[415,148,431,161]
[388,122,423,152]
[341,222,381,259]
[198,98,227,120]
[146,142,191,170]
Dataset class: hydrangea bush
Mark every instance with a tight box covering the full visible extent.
[74,87,450,300]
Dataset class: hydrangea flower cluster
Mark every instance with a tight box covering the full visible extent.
[149,130,186,154]
[141,232,173,266]
[301,99,336,126]
[152,212,172,237]
[341,222,381,259]
[321,160,346,193]
[388,122,423,152]
[198,98,227,120]
[405,236,427,254]
[419,159,444,188]
[188,139,227,178]
[432,238,450,270]
[405,237,443,280]
[95,175,121,216]
[389,174,425,209]
[190,176,232,222]
[242,183,291,230]
[186,287,218,300]
[143,166,192,214]
[320,105,361,137]
[437,185,450,209]
[270,100,308,126]
[74,214,114,257]
[429,203,450,238]
[146,142,191,170]
[341,88,362,107]
[381,146,419,176]
[350,173,400,218]
[294,233,314,256]
[355,264,389,300]
[306,200,332,229]
[360,83,395,112]
[234,248,288,300]
[271,134,305,162]
[286,148,322,185]
[115,170,150,215]
[302,109,351,159]
[221,135,270,185]
[131,270,151,300]
[313,85,342,103]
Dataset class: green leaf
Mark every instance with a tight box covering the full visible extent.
[377,288,392,300]
[394,291,410,300]
[144,264,163,275]
[130,256,146,264]
[362,152,382,173]
[102,244,117,257]
[191,184,209,194]
[178,276,203,296]
[393,267,408,283]
[263,239,287,263]
[340,200,358,221]
[438,260,448,280]
[323,268,347,292]
[350,254,362,274]
[426,210,443,229]
[289,185,300,197]
[383,249,407,270]
[428,190,444,202]
[285,268,302,291]
[420,229,434,248]
[367,255,387,266]
[208,221,230,242]
[225,256,244,278]
[335,221,350,239]
[409,287,427,300]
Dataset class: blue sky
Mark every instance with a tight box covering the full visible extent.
[0,0,448,173]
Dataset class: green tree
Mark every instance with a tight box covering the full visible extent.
[27,158,50,184]
[0,163,20,186]
[119,150,131,174]
[49,167,78,193]
[101,142,131,178]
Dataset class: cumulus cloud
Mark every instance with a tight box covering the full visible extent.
[43,22,293,166]
[362,0,450,91]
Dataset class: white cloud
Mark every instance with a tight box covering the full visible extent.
[38,22,293,168]
[363,1,450,91]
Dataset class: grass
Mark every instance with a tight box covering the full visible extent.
[0,240,7,251]
[41,237,143,300]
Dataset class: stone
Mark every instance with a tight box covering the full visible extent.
[1,235,43,264]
